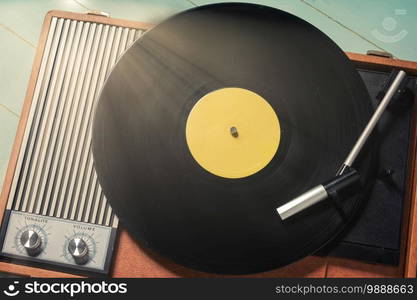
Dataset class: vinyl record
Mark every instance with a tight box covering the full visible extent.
[92,3,376,274]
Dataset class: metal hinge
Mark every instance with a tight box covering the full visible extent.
[86,10,110,18]
[366,50,394,59]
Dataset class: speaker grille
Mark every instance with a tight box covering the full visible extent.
[6,17,144,227]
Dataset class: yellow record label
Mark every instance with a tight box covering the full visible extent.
[185,87,281,178]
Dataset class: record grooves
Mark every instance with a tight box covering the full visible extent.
[92,3,376,274]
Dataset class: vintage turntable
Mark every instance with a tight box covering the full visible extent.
[0,4,416,277]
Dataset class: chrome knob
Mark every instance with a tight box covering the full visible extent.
[20,230,42,256]
[68,238,89,264]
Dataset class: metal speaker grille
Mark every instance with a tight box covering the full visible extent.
[6,17,144,227]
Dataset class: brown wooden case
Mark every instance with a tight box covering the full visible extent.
[0,10,416,278]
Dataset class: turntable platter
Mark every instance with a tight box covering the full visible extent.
[92,3,375,274]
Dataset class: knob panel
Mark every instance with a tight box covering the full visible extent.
[3,211,111,272]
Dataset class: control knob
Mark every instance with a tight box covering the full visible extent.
[20,230,42,256]
[68,237,89,265]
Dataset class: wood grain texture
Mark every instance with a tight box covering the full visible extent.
[404,93,417,278]
[0,10,416,278]
[347,52,417,76]
[0,262,80,278]
[325,257,401,278]
[111,230,326,278]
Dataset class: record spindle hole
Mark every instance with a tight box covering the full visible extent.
[230,126,238,138]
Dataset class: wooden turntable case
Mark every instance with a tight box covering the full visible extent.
[0,10,416,278]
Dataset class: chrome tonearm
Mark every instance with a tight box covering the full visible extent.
[277,70,407,220]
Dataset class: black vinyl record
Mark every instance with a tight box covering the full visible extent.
[92,3,375,274]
